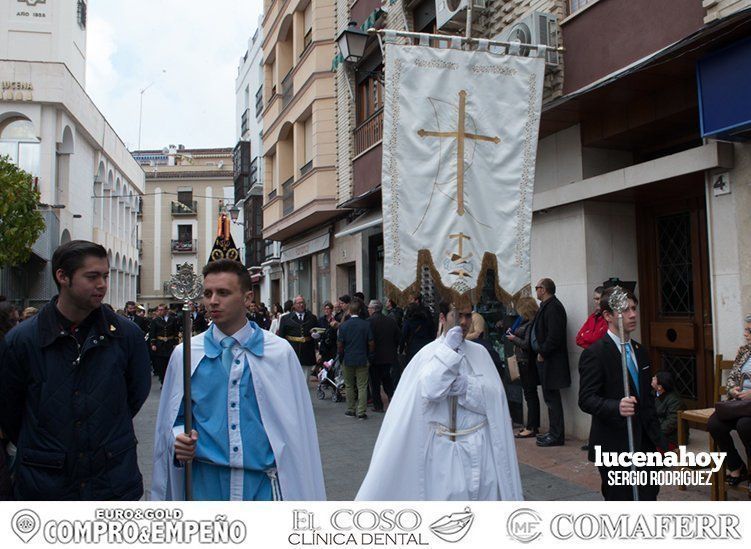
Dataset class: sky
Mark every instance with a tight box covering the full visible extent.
[85,0,263,152]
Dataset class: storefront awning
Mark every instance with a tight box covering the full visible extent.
[334,211,383,239]
[280,229,331,263]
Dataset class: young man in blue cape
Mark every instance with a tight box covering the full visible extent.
[151,259,325,500]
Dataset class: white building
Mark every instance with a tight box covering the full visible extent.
[0,0,143,307]
[234,16,281,306]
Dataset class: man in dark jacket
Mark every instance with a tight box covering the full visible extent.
[125,300,149,334]
[278,295,318,372]
[579,287,665,500]
[0,240,151,500]
[246,300,270,330]
[367,300,399,412]
[149,303,180,385]
[530,278,570,447]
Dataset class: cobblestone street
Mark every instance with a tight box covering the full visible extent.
[132,370,703,501]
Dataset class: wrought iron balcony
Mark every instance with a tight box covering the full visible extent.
[241,109,250,135]
[171,200,198,215]
[300,160,313,177]
[171,239,197,254]
[281,71,293,108]
[255,86,264,117]
[282,177,294,215]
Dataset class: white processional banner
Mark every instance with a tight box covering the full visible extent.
[381,44,545,302]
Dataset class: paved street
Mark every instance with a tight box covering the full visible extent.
[135,371,717,501]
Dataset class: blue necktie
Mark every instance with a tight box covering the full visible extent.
[624,343,640,397]
[221,336,236,376]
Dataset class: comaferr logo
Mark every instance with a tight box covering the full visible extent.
[507,508,543,544]
[18,0,47,6]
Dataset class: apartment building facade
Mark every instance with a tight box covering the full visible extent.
[235,17,279,305]
[134,146,240,309]
[330,0,751,437]
[260,0,340,312]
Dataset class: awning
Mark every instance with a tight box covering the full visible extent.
[334,211,383,239]
[280,228,331,263]
[331,9,386,71]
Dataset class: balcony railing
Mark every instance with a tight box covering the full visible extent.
[249,157,259,187]
[282,177,294,215]
[241,109,249,135]
[300,160,313,177]
[171,239,197,253]
[354,108,384,156]
[302,28,313,56]
[171,200,198,215]
[255,86,264,117]
[281,71,293,108]
[137,197,143,217]
[137,239,143,257]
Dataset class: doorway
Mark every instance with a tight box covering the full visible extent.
[637,177,713,409]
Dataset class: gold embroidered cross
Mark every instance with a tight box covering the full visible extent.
[448,232,473,278]
[418,90,500,215]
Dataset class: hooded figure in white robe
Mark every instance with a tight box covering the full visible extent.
[150,324,325,501]
[357,314,523,501]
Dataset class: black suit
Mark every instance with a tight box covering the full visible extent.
[149,314,180,384]
[368,312,400,411]
[126,314,149,334]
[579,334,664,500]
[530,295,570,441]
[278,310,318,366]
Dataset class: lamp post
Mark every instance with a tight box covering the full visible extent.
[137,69,166,150]
[335,21,369,63]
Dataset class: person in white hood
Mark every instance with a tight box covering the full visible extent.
[357,302,523,500]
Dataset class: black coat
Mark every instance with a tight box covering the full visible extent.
[246,312,270,331]
[149,314,180,357]
[578,335,665,462]
[317,315,337,362]
[126,314,150,335]
[186,311,209,334]
[0,299,151,500]
[369,312,400,365]
[278,310,318,366]
[531,296,571,390]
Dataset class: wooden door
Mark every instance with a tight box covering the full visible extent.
[637,194,713,409]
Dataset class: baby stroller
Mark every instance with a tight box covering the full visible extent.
[316,358,345,402]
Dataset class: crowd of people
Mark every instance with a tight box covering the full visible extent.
[0,240,750,502]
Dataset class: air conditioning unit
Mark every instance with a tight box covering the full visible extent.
[436,0,487,32]
[494,11,559,65]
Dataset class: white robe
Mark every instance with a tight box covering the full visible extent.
[150,329,326,501]
[356,338,523,500]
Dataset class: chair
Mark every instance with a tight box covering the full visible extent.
[676,354,734,500]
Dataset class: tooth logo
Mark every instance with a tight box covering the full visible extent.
[11,510,41,544]
[430,507,474,543]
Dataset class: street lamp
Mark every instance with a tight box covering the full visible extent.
[336,21,369,63]
[227,204,242,224]
[137,69,166,150]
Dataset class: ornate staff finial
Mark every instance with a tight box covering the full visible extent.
[608,285,628,315]
[168,263,203,302]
